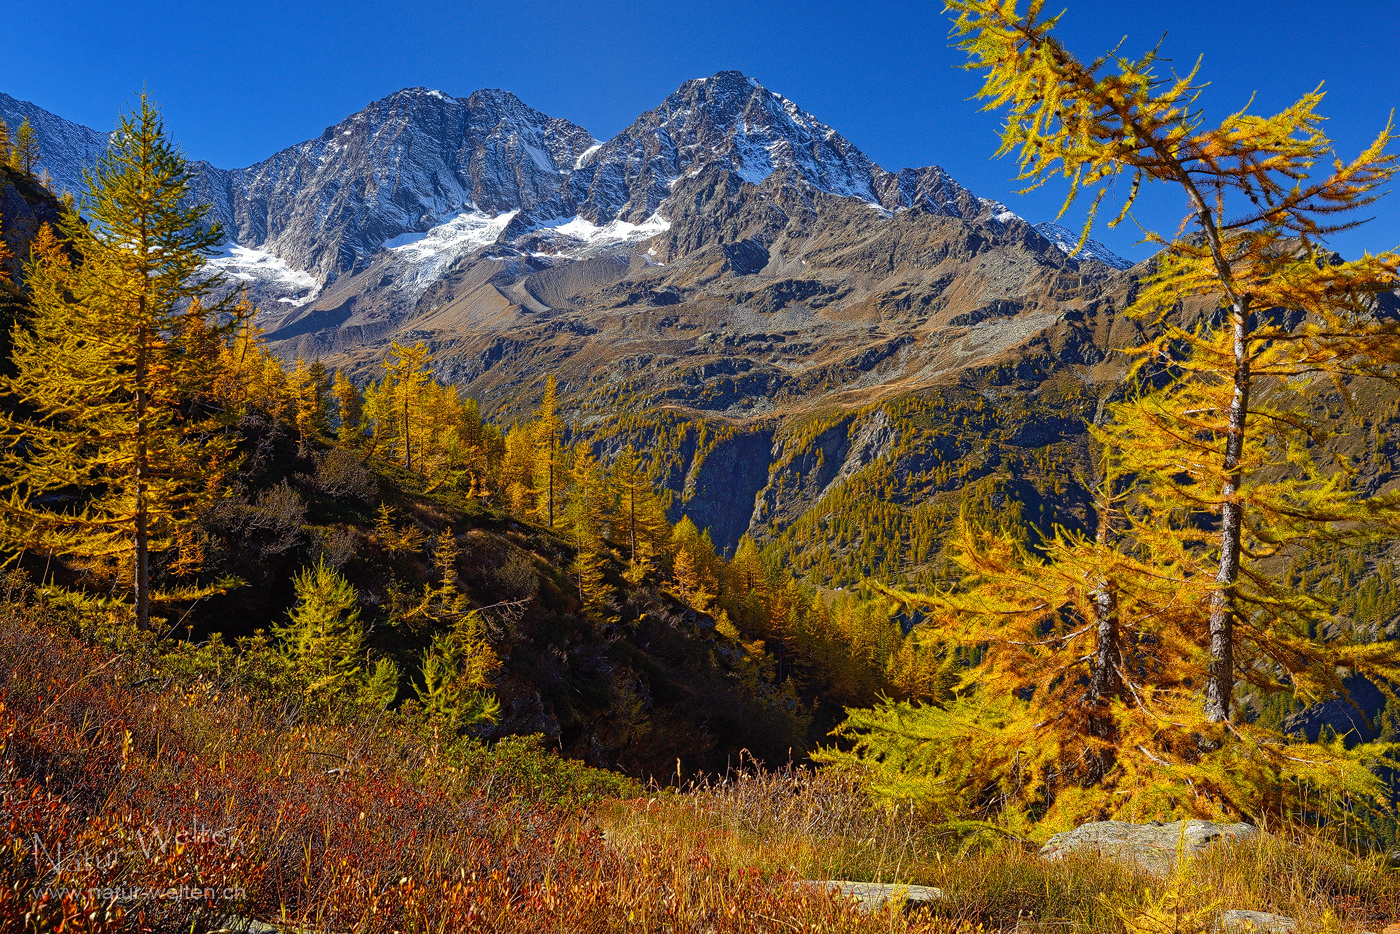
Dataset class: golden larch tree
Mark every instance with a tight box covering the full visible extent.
[948,0,1400,724]
[10,118,38,175]
[0,97,240,626]
[332,368,364,445]
[534,375,562,528]
[364,340,433,469]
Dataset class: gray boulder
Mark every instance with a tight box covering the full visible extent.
[800,880,944,913]
[1214,910,1298,933]
[1039,819,1259,877]
[210,919,281,934]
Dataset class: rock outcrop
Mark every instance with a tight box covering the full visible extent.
[801,880,944,913]
[1039,819,1260,877]
[0,164,66,284]
[1214,910,1299,934]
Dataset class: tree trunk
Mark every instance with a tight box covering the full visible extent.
[1085,577,1122,783]
[1205,297,1251,723]
[1087,471,1123,764]
[134,467,149,628]
[1088,457,1123,707]
[547,451,554,529]
[1088,582,1122,705]
[629,486,636,564]
[134,321,149,629]
[403,392,411,471]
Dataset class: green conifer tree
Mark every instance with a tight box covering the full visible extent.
[359,656,401,710]
[275,558,365,698]
[415,609,500,730]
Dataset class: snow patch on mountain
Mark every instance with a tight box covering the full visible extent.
[549,213,671,252]
[574,144,602,169]
[207,244,319,303]
[387,209,519,292]
[1033,222,1133,270]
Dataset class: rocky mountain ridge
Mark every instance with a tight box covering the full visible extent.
[0,92,109,201]
[1032,222,1134,271]
[2,75,1129,297]
[5,76,1147,569]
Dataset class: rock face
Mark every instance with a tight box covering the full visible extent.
[1282,674,1388,745]
[0,165,66,284]
[0,92,109,201]
[1039,819,1260,877]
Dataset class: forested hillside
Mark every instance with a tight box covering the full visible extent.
[0,109,956,782]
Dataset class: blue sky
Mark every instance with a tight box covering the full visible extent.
[5,0,1398,262]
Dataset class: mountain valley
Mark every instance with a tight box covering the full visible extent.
[0,73,1277,577]
[7,7,1400,923]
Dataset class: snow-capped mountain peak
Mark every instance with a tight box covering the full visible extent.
[4,80,1124,318]
[566,70,885,224]
[1033,222,1133,270]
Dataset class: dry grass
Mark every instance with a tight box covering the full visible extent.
[0,604,966,933]
[2,601,1397,933]
[601,767,1400,934]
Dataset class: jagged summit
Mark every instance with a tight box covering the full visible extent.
[557,69,1009,233]
[1032,222,1134,270]
[566,69,883,223]
[187,87,598,286]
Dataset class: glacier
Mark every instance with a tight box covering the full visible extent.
[386,210,520,293]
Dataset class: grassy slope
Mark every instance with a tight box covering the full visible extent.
[4,605,1396,933]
